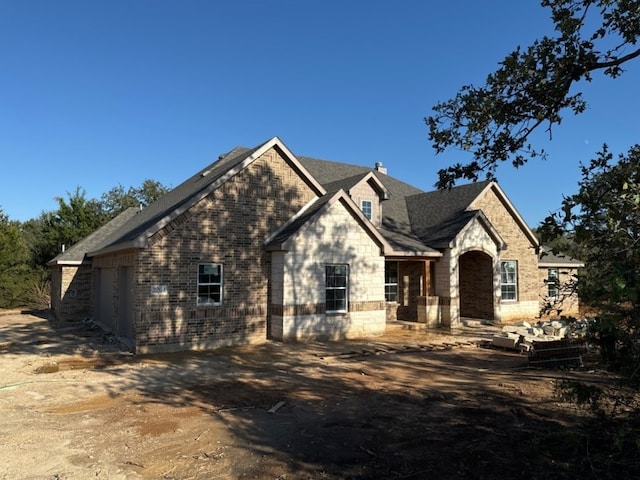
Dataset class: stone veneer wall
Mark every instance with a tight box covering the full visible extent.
[435,219,500,327]
[349,179,382,226]
[115,146,318,353]
[270,199,386,341]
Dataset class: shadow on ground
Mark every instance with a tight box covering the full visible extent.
[2,310,632,479]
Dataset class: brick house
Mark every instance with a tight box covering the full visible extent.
[49,136,581,353]
[537,248,583,317]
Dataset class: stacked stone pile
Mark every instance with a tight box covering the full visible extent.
[492,318,591,351]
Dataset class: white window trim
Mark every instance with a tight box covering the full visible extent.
[547,268,559,299]
[197,262,223,306]
[360,199,373,221]
[500,260,518,302]
[384,260,399,303]
[325,264,349,313]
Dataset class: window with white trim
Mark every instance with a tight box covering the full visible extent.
[500,260,518,301]
[326,264,348,313]
[385,261,398,302]
[197,263,223,305]
[547,268,559,298]
[361,200,373,220]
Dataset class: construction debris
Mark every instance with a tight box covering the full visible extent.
[527,339,587,368]
[491,319,590,368]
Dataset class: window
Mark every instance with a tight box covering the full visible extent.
[547,268,559,298]
[326,264,348,312]
[361,200,373,220]
[197,263,223,305]
[385,261,398,302]
[500,260,518,301]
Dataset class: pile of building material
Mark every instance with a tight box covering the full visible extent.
[492,319,589,368]
[527,339,587,368]
[491,319,582,352]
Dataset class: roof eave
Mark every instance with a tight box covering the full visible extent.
[386,250,442,258]
[125,137,328,248]
[88,239,147,258]
[539,262,585,268]
[47,259,86,267]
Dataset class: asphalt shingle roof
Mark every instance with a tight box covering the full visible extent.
[297,156,433,252]
[539,247,584,266]
[70,139,498,260]
[405,181,492,247]
[48,206,141,264]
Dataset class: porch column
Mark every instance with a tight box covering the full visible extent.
[417,260,440,327]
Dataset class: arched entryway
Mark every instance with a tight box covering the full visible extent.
[458,251,494,321]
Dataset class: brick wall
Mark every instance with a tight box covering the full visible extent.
[51,265,94,321]
[128,146,318,352]
[459,250,494,319]
[471,186,540,322]
[538,266,581,317]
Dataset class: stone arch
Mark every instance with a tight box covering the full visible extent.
[458,250,494,321]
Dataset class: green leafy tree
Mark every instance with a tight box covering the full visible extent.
[540,145,640,464]
[541,145,640,368]
[0,209,32,308]
[427,1,640,460]
[101,179,169,217]
[426,0,640,188]
[26,187,106,267]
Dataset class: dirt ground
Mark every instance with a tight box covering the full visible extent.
[0,310,625,479]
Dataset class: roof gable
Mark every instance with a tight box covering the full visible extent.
[265,190,391,253]
[298,156,424,246]
[406,181,491,247]
[469,182,539,249]
[406,180,538,250]
[455,210,507,251]
[89,137,326,256]
[324,171,388,200]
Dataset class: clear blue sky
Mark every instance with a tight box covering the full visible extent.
[1,1,638,227]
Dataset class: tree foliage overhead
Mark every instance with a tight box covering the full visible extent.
[426,0,640,188]
[541,145,640,362]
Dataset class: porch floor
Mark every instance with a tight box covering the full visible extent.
[386,317,502,341]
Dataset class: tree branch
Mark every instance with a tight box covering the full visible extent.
[593,46,640,70]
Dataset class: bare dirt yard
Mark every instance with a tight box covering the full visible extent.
[0,311,632,479]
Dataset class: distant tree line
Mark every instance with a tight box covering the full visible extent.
[0,179,168,309]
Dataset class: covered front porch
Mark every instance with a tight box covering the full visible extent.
[384,259,441,327]
[384,249,498,329]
